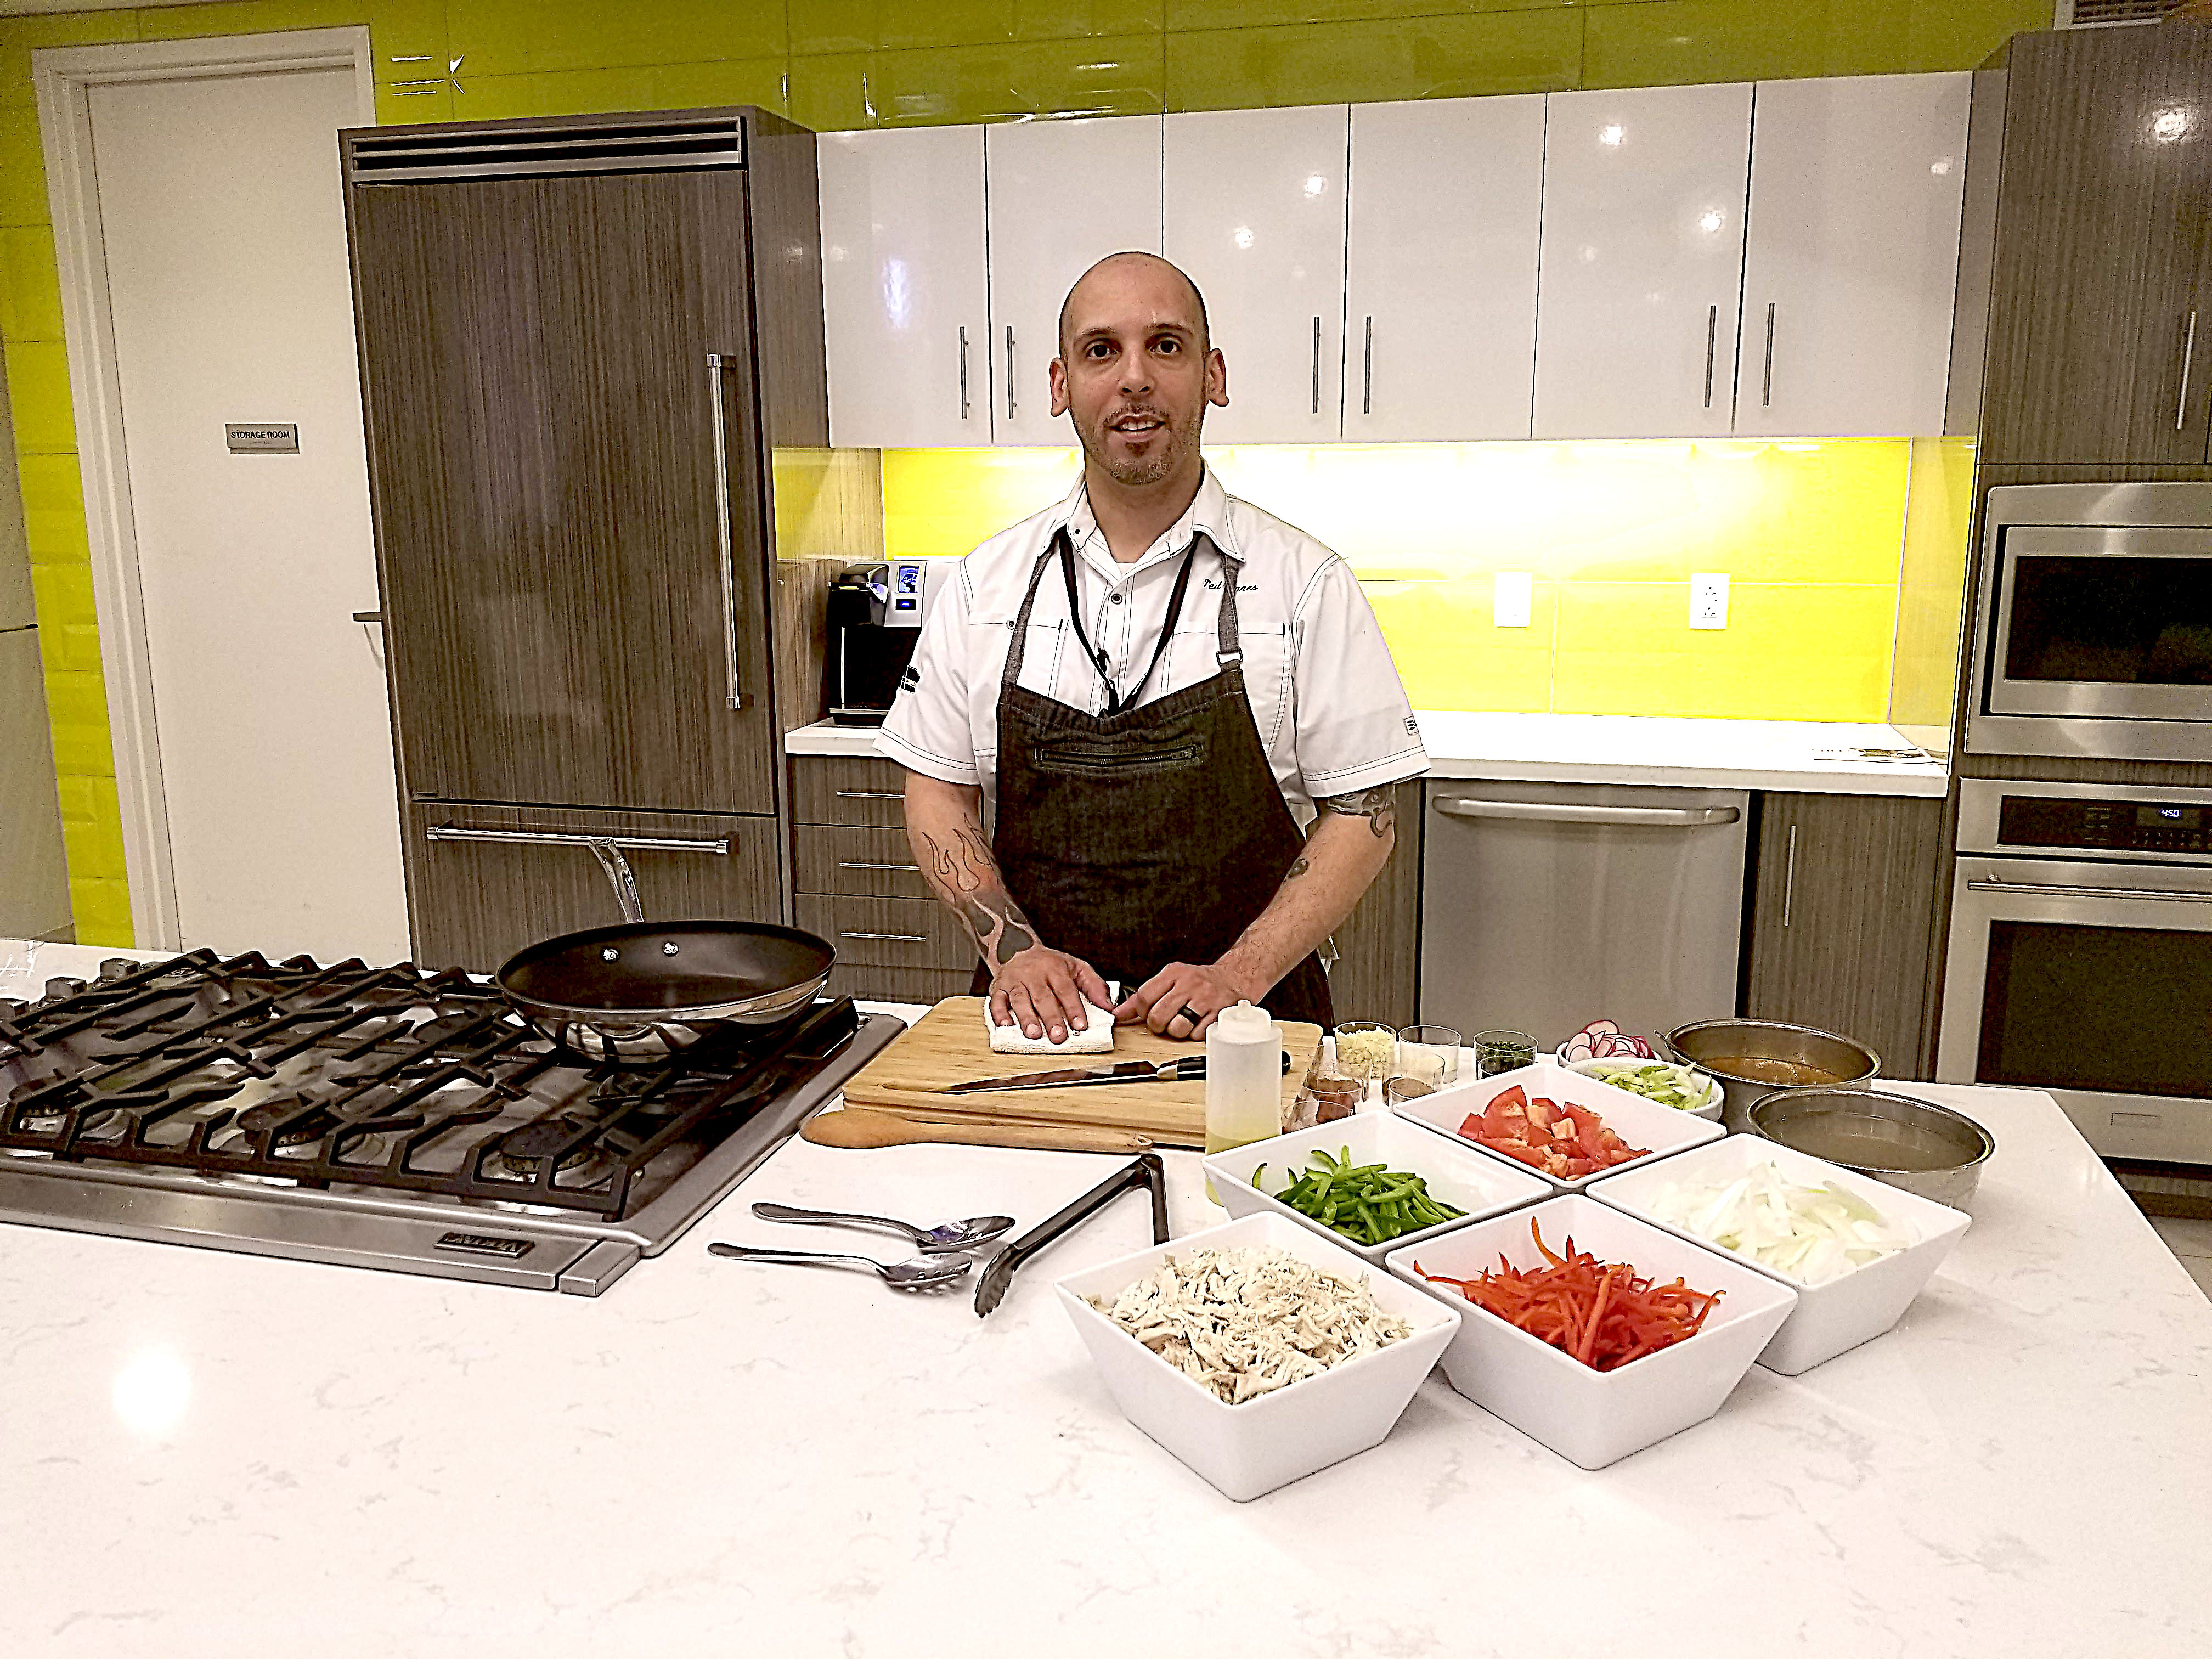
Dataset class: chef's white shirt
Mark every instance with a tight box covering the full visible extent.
[876,467,1427,823]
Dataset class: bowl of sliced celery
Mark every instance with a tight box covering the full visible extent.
[1567,1057,1724,1120]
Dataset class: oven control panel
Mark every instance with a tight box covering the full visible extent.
[1997,795,2211,857]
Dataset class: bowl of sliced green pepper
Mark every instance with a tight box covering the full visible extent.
[1204,1111,1553,1263]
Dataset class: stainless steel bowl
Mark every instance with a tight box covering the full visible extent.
[1749,1088,1995,1211]
[1666,1018,1880,1135]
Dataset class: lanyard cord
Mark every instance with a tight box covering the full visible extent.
[1059,534,1200,719]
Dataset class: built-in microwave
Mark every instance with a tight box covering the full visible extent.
[1937,779,2212,1165]
[1965,483,2212,763]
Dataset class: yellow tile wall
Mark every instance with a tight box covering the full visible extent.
[1888,435,1978,757]
[883,439,1915,721]
[0,0,2035,945]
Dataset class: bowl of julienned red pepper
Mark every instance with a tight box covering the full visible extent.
[1391,1060,1725,1190]
[1385,1194,1797,1470]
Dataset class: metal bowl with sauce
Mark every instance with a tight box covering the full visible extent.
[1664,1019,1880,1135]
[1748,1088,1995,1212]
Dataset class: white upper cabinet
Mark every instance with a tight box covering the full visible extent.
[1734,74,1971,438]
[1344,96,1543,442]
[1534,84,1753,440]
[984,116,1162,448]
[1164,105,1349,445]
[818,127,991,448]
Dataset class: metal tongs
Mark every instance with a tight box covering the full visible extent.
[973,1153,1169,1318]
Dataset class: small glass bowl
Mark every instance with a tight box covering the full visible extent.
[1332,1020,1397,1080]
[1394,1024,1463,1088]
[1474,1029,1536,1078]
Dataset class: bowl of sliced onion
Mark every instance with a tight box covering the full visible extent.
[1587,1134,1971,1375]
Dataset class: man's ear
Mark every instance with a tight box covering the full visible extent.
[1048,356,1070,417]
[1206,347,1229,408]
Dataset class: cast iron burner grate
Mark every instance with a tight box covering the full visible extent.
[0,950,859,1222]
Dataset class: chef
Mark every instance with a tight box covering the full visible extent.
[877,251,1426,1043]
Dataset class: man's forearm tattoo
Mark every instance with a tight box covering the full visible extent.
[1317,786,1397,840]
[918,825,1040,967]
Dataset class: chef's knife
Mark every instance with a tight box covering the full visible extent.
[941,1051,1291,1095]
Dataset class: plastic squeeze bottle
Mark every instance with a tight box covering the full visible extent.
[1204,1000,1281,1203]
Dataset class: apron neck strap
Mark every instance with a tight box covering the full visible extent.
[1000,523,1244,699]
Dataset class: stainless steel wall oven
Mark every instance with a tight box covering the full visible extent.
[1938,779,2212,1164]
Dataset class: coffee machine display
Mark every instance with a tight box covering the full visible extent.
[825,559,949,725]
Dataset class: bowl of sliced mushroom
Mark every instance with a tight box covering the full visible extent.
[1055,1211,1460,1502]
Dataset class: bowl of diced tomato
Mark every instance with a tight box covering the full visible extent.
[1390,1060,1724,1190]
[1385,1193,1798,1469]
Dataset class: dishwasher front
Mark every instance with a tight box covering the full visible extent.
[1418,779,1750,1050]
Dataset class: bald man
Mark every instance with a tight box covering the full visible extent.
[877,252,1427,1043]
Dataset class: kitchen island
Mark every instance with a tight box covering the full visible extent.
[1,960,2205,1657]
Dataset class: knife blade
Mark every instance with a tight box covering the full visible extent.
[940,1051,1291,1094]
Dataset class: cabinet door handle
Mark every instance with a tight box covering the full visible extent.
[839,930,929,943]
[1311,315,1322,415]
[838,860,921,872]
[958,325,971,420]
[1761,302,1777,409]
[1432,798,1740,828]
[1703,304,1718,410]
[426,825,732,854]
[706,352,747,712]
[835,789,904,801]
[1362,315,1374,416]
[1782,823,1798,928]
[1006,325,1017,421]
[2179,311,2199,433]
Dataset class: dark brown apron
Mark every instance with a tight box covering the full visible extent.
[966,525,1333,1026]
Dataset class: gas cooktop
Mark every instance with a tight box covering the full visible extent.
[0,950,900,1294]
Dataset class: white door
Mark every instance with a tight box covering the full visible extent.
[985,115,1161,448]
[819,126,991,448]
[89,65,408,962]
[1735,73,1970,437]
[1533,83,1753,439]
[1344,96,1544,442]
[1164,105,1348,445]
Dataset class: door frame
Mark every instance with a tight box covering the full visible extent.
[33,29,375,950]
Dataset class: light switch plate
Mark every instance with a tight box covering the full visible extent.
[1689,572,1729,630]
[1493,571,1533,628]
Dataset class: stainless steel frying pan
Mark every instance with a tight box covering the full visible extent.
[493,838,835,1062]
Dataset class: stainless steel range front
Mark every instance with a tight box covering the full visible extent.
[0,951,900,1293]
[1938,779,2212,1164]
[1965,482,2212,763]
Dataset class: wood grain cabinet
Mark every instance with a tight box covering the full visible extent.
[1319,780,1422,1029]
[1742,792,1946,1080]
[789,754,976,1003]
[1976,23,2212,466]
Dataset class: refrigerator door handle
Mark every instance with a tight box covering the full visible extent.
[706,351,748,712]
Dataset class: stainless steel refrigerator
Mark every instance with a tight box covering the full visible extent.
[1,514,71,943]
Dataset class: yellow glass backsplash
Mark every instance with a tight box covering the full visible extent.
[882,439,1916,722]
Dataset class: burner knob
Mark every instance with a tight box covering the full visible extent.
[661,941,680,956]
[600,946,619,962]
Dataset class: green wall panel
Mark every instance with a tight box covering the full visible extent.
[0,10,139,109]
[448,0,784,78]
[0,226,63,342]
[1583,0,1915,89]
[791,33,1166,128]
[455,58,791,122]
[1167,8,1583,109]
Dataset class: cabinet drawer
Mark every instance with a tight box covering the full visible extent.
[406,805,783,974]
[794,824,933,900]
[825,963,975,1006]
[792,755,910,827]
[798,894,972,972]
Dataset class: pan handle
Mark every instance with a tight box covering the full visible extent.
[586,839,645,924]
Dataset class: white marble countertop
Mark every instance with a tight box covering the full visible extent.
[787,713,1950,797]
[2,962,2204,1656]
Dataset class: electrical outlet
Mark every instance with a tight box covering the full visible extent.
[1689,572,1729,630]
[1493,571,1533,628]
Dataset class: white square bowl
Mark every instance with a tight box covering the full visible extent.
[1391,1060,1725,1191]
[1202,1111,1552,1264]
[1587,1133,1972,1375]
[1055,1211,1461,1502]
[1383,1194,1796,1470]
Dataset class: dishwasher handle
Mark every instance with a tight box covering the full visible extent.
[1431,797,1741,828]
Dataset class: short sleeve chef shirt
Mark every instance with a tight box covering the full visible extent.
[877,467,1427,824]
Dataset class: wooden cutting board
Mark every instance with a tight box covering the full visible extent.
[842,996,1323,1148]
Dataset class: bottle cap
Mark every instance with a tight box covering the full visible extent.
[1214,1000,1272,1039]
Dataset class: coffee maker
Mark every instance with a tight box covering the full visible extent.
[824,559,944,725]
